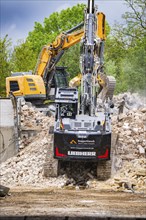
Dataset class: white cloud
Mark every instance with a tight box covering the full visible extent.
[56,3,73,12]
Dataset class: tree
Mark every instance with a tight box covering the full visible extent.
[122,0,146,41]
[11,40,37,72]
[104,0,146,93]
[58,44,81,80]
[121,0,146,92]
[21,4,86,80]
[112,0,146,47]
[122,39,146,92]
[0,35,11,97]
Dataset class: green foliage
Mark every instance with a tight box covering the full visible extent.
[0,35,11,97]
[104,58,128,94]
[58,44,81,80]
[122,40,146,92]
[122,0,146,41]
[11,41,37,72]
[27,22,49,55]
[44,4,84,32]
[104,0,146,93]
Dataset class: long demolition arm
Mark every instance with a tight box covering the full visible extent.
[34,13,105,89]
[80,0,99,115]
[71,0,115,108]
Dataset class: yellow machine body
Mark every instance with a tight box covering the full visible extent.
[6,75,46,100]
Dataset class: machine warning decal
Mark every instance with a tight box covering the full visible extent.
[68,151,96,156]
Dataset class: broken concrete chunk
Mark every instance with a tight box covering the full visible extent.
[141,108,146,113]
[136,169,146,176]
[131,127,139,134]
[138,145,145,155]
[118,113,127,121]
[0,185,10,197]
[22,105,29,111]
[126,130,132,136]
[123,123,129,130]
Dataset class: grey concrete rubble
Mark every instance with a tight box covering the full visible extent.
[0,92,146,192]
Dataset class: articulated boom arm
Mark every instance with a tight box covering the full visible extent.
[83,2,95,74]
[35,23,84,81]
[80,0,99,115]
[80,0,115,115]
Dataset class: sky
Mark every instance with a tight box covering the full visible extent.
[0,0,128,46]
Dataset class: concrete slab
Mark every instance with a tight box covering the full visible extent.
[0,99,14,127]
[0,99,17,163]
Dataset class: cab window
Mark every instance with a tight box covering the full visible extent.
[10,81,19,92]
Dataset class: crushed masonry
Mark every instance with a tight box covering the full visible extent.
[0,92,146,192]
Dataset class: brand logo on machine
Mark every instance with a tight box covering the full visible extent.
[70,140,77,144]
[68,151,96,156]
[78,140,95,144]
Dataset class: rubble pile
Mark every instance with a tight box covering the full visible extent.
[107,92,146,192]
[21,105,42,129]
[108,158,146,192]
[112,107,146,170]
[19,105,50,148]
[0,93,146,192]
[0,105,68,187]
[0,134,48,186]
[113,92,146,112]
[60,161,97,188]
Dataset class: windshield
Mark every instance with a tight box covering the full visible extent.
[55,70,68,88]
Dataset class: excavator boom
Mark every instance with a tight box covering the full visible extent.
[35,24,84,78]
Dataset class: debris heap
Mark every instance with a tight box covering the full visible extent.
[0,105,67,187]
[110,92,146,192]
[112,108,146,170]
[108,158,146,192]
[0,93,146,192]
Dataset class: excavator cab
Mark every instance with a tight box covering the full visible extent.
[54,67,68,88]
[48,67,68,100]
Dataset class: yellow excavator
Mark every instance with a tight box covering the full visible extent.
[6,12,106,105]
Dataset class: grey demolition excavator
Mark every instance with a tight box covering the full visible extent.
[44,0,116,180]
